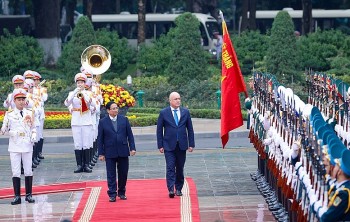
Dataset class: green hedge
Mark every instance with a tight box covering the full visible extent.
[0,109,247,129]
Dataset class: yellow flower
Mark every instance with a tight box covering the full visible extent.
[100,84,136,108]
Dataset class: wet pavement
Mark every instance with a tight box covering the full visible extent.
[0,119,275,222]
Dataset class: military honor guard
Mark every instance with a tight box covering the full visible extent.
[0,88,37,205]
[249,71,350,222]
[64,73,96,173]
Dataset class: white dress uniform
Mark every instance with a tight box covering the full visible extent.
[64,73,95,173]
[2,107,37,176]
[0,88,37,205]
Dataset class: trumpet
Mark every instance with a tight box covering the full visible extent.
[75,87,84,99]
[38,79,46,87]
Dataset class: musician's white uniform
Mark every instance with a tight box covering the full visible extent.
[64,73,96,173]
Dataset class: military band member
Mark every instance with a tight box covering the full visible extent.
[3,75,27,109]
[1,88,37,205]
[24,79,42,168]
[32,71,47,160]
[64,73,95,173]
[85,78,99,167]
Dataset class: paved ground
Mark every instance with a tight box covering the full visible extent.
[0,119,275,222]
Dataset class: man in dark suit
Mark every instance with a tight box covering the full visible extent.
[97,101,136,202]
[157,92,195,198]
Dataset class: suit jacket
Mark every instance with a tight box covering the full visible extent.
[97,115,135,158]
[156,106,195,151]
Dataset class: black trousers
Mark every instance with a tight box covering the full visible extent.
[105,157,129,197]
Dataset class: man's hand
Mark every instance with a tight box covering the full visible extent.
[159,148,164,153]
[99,155,105,162]
[130,150,136,156]
[188,147,194,152]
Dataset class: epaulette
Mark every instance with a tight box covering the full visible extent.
[7,110,13,113]
[26,108,32,111]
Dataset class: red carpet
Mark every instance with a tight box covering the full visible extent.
[73,178,200,222]
[0,181,86,199]
[0,178,200,222]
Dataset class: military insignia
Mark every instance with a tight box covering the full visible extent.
[333,196,342,206]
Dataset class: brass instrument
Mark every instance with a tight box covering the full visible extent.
[81,45,111,75]
[38,79,46,87]
[76,88,84,99]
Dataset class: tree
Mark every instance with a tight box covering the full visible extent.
[57,16,96,80]
[233,30,268,75]
[302,0,312,34]
[95,29,135,78]
[166,13,209,87]
[265,11,299,83]
[32,0,61,66]
[138,0,146,46]
[0,28,43,78]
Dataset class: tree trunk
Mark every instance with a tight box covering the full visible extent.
[32,0,61,66]
[186,0,194,12]
[116,0,121,14]
[206,0,218,20]
[192,1,202,13]
[83,0,94,20]
[137,0,146,46]
[302,0,312,34]
[240,0,249,33]
[65,0,77,28]
[231,0,236,32]
[249,0,257,30]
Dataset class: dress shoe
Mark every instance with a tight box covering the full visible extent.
[169,191,175,198]
[118,194,127,200]
[109,197,116,202]
[175,190,183,196]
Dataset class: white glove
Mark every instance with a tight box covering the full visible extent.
[318,205,327,217]
[73,87,80,94]
[263,117,270,130]
[31,132,37,143]
[263,138,273,145]
[295,162,302,171]
[313,200,322,212]
[309,194,317,206]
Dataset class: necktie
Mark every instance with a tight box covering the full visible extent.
[20,111,23,117]
[173,110,179,126]
[112,118,118,132]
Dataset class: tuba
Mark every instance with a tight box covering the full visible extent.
[81,45,111,75]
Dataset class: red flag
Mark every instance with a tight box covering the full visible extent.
[220,14,248,148]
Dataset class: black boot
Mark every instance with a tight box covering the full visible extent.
[25,176,35,203]
[74,150,83,173]
[32,143,39,166]
[34,142,41,163]
[90,148,96,166]
[38,138,45,159]
[11,177,21,205]
[83,149,92,173]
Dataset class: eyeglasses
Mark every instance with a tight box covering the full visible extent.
[110,107,118,110]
